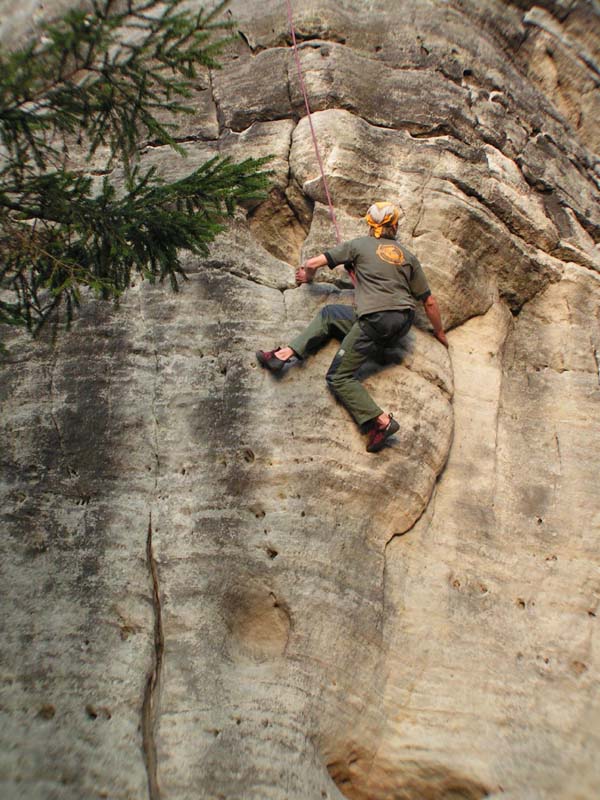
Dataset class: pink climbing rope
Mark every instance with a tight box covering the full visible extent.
[285,0,342,245]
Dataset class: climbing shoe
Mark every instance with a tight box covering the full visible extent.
[366,415,400,453]
[256,348,289,373]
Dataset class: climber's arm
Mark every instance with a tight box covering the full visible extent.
[296,253,328,284]
[423,294,448,347]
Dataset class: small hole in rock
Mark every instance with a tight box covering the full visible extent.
[463,68,473,76]
[85,704,111,720]
[536,517,543,525]
[266,548,278,560]
[517,599,526,609]
[37,704,56,720]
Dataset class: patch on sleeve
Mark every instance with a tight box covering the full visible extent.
[376,244,405,265]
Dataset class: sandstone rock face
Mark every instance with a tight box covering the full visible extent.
[1,2,599,800]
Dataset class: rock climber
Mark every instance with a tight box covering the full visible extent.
[256,201,448,453]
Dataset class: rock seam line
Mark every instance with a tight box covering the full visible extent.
[141,512,164,800]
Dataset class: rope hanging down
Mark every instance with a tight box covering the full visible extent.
[285,0,341,245]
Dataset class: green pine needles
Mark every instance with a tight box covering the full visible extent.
[0,0,270,332]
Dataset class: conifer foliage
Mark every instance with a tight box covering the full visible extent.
[0,0,270,332]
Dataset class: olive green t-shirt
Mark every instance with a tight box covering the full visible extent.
[324,236,430,317]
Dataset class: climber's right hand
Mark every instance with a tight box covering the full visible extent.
[295,267,311,285]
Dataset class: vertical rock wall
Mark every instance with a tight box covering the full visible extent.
[1,2,599,799]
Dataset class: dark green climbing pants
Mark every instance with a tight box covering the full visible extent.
[289,304,414,427]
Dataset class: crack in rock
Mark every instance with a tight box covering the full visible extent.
[383,479,440,557]
[201,259,290,291]
[141,513,164,800]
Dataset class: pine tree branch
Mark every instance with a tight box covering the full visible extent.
[1,156,271,332]
[0,0,272,336]
[0,0,235,172]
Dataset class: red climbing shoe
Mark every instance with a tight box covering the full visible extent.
[366,415,400,453]
[256,348,288,373]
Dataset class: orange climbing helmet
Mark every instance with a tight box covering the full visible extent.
[365,201,401,238]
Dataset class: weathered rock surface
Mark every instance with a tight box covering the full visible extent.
[1,2,600,800]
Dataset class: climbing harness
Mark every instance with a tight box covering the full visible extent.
[285,0,342,246]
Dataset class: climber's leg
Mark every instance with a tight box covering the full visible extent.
[325,322,384,427]
[257,305,356,373]
[287,305,356,359]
